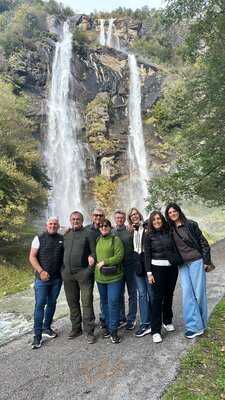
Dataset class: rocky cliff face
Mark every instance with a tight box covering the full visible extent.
[8,15,165,212]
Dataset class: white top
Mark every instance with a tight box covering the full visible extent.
[151,259,171,266]
[31,236,40,250]
[133,226,144,254]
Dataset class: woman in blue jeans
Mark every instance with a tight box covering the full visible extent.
[128,208,153,338]
[165,203,212,339]
[95,219,124,344]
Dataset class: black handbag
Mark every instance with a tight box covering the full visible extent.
[100,236,118,276]
[101,265,118,275]
[205,263,216,273]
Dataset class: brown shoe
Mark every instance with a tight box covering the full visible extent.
[68,329,82,340]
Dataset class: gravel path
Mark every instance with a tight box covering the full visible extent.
[0,240,225,400]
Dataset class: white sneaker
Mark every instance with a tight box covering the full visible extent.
[163,323,175,332]
[152,333,162,343]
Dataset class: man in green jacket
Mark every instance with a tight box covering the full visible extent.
[62,211,96,344]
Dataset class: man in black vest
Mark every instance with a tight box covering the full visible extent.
[62,211,96,344]
[29,217,63,349]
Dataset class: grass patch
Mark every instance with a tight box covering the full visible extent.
[163,298,225,400]
[0,244,34,298]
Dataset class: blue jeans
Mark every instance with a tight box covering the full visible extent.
[180,258,208,333]
[34,277,62,337]
[120,261,137,323]
[97,280,123,333]
[135,275,153,328]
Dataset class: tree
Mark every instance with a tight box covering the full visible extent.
[0,79,48,243]
[0,2,47,56]
[147,0,225,209]
[132,9,186,66]
[44,0,74,18]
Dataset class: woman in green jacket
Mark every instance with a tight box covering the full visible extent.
[95,219,124,343]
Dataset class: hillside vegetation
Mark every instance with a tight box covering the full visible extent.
[0,0,73,249]
[147,0,225,209]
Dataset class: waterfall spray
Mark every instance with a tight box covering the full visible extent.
[106,18,115,47]
[127,53,148,212]
[99,19,106,46]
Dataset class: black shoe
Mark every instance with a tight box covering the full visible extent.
[125,321,136,330]
[118,319,127,329]
[32,335,43,349]
[110,332,121,344]
[185,330,204,339]
[85,333,96,344]
[102,328,110,338]
[68,329,82,340]
[135,326,151,337]
[42,328,57,339]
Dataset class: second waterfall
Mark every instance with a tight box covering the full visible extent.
[45,22,86,226]
[127,53,148,212]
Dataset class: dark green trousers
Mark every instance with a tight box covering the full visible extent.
[62,268,95,334]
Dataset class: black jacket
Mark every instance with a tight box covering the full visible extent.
[177,219,211,265]
[85,223,101,243]
[131,225,148,276]
[144,229,182,273]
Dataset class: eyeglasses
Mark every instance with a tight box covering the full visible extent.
[93,214,104,217]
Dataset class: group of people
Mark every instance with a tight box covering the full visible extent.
[29,203,212,349]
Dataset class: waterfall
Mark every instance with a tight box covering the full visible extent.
[106,18,115,47]
[99,19,106,46]
[99,18,120,50]
[45,22,86,226]
[127,53,148,212]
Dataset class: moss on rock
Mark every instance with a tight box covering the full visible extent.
[86,92,115,154]
[91,175,117,213]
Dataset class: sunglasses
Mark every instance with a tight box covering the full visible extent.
[99,224,110,228]
[93,214,104,217]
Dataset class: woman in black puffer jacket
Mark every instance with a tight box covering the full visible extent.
[144,211,182,344]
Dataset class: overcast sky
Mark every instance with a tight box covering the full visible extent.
[60,0,164,13]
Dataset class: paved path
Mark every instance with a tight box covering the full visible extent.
[0,240,225,400]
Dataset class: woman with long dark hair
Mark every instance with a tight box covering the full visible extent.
[144,211,181,343]
[165,203,212,339]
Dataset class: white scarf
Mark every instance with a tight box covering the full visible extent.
[133,225,144,254]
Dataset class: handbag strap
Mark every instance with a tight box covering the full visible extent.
[174,225,195,248]
[112,235,115,251]
[96,234,115,249]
